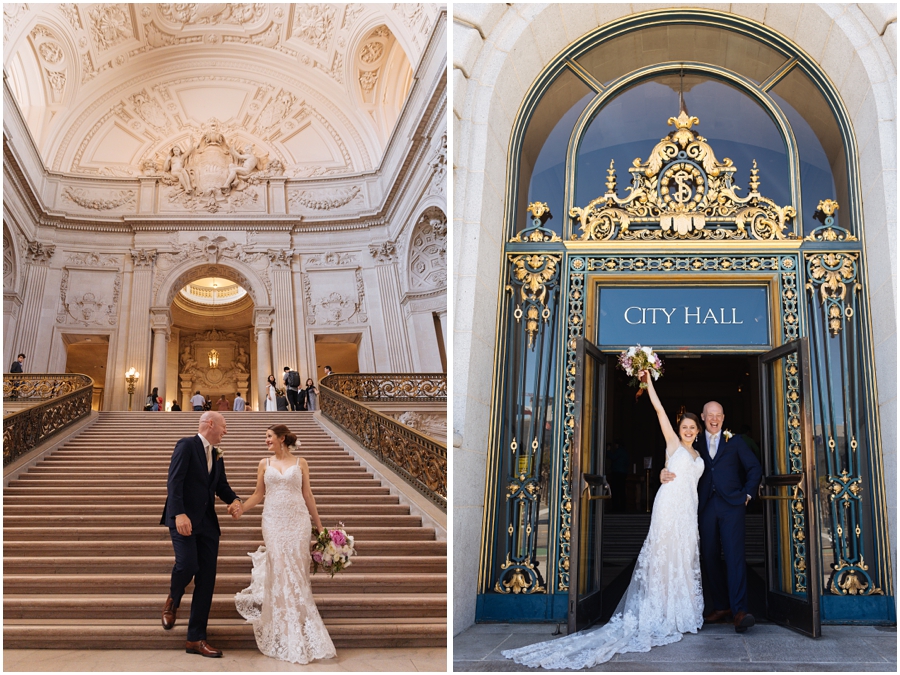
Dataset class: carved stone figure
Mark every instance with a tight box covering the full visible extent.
[180,345,199,375]
[223,144,259,192]
[164,141,196,193]
[233,346,249,374]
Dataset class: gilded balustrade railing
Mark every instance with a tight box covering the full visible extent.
[3,374,94,467]
[319,374,447,511]
[324,373,446,402]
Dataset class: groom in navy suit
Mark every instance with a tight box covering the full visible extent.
[160,411,243,657]
[662,400,762,633]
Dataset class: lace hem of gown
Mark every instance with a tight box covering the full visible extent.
[502,446,704,669]
[235,546,337,664]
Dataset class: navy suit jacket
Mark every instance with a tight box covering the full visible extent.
[159,435,239,535]
[695,431,762,511]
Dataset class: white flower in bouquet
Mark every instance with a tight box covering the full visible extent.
[617,344,664,400]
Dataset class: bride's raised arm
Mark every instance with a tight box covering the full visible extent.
[639,370,679,451]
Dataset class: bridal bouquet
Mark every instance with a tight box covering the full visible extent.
[617,345,664,400]
[311,524,356,577]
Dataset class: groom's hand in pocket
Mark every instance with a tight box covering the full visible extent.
[175,514,192,536]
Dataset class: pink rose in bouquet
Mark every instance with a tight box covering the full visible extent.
[311,523,356,577]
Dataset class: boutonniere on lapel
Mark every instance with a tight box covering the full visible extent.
[213,446,224,461]
[722,430,734,443]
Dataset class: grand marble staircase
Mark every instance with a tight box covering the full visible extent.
[3,411,446,649]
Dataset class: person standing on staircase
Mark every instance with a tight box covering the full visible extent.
[233,392,246,411]
[160,411,244,658]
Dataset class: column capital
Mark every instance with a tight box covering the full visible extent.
[369,240,398,264]
[254,306,275,332]
[266,248,294,269]
[149,307,172,338]
[130,249,158,268]
[25,240,56,264]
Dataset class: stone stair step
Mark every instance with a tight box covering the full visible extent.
[4,526,435,541]
[3,514,423,528]
[3,503,410,516]
[5,555,448,575]
[4,494,401,506]
[2,619,447,649]
[2,593,447,620]
[3,539,447,557]
[4,572,447,594]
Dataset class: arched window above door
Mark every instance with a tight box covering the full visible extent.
[511,13,854,239]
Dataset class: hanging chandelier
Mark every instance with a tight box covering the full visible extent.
[208,349,219,369]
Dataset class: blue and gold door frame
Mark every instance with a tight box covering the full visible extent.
[477,94,894,624]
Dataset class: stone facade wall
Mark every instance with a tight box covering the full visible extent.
[452,3,896,634]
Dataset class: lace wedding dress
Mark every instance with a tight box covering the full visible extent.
[235,458,336,664]
[503,446,705,669]
[264,384,276,412]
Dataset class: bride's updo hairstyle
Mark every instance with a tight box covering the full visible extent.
[267,423,298,448]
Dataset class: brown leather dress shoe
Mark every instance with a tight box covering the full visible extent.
[162,596,177,630]
[733,610,755,633]
[703,608,733,623]
[185,640,223,658]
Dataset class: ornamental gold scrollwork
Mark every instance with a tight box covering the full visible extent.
[805,251,860,335]
[509,202,563,243]
[804,199,858,242]
[569,110,796,241]
[494,554,546,594]
[510,253,561,349]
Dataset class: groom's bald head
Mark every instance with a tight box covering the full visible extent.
[701,401,724,434]
[198,411,227,444]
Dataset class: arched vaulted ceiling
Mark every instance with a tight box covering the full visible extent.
[3,3,436,178]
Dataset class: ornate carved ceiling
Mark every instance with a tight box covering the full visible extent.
[3,3,438,178]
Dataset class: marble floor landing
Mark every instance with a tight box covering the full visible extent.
[3,647,448,672]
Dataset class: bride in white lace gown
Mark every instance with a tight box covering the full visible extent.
[235,423,336,663]
[503,370,705,669]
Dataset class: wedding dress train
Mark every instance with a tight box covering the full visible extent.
[503,446,705,669]
[235,458,336,663]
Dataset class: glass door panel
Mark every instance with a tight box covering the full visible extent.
[568,337,609,633]
[759,338,821,637]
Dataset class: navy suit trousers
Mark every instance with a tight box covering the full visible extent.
[169,515,219,641]
[699,492,748,614]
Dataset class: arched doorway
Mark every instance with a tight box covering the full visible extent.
[461,7,894,630]
[169,276,254,412]
[150,260,272,411]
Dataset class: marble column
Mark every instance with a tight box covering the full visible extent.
[267,249,297,372]
[254,307,275,410]
[149,307,171,402]
[125,249,157,408]
[369,241,413,371]
[11,241,56,368]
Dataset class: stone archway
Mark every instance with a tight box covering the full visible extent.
[452,4,897,633]
[151,259,272,411]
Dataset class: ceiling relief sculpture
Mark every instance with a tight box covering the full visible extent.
[5,3,440,180]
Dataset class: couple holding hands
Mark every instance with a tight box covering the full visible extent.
[159,411,335,664]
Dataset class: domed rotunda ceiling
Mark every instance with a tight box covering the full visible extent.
[3,3,439,179]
